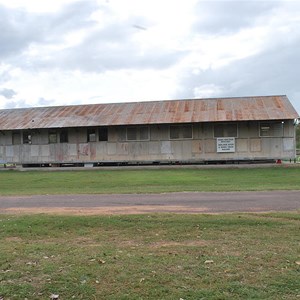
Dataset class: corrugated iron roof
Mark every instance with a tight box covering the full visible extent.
[0,95,298,130]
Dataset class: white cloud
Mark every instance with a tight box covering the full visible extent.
[0,0,78,12]
[0,0,299,115]
[0,67,178,108]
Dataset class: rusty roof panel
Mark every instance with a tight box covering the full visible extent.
[0,95,298,130]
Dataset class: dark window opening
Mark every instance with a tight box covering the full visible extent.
[139,127,149,140]
[60,129,68,143]
[126,126,149,141]
[170,125,193,139]
[127,127,137,140]
[99,127,108,141]
[214,123,238,138]
[170,126,180,139]
[12,131,21,145]
[182,125,193,138]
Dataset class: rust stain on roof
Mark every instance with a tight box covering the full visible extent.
[0,95,298,130]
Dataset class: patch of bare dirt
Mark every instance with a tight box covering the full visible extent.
[5,237,23,242]
[0,206,209,215]
[149,240,208,248]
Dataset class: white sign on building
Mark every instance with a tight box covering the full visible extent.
[217,137,236,153]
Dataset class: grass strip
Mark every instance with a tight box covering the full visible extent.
[0,213,299,299]
[0,167,300,195]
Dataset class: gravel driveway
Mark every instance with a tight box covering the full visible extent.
[0,191,300,214]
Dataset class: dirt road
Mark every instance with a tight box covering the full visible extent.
[0,191,299,214]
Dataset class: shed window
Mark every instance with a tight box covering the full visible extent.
[214,124,237,138]
[99,127,108,141]
[60,129,68,143]
[170,126,180,139]
[170,125,192,139]
[259,122,283,137]
[140,127,149,140]
[12,131,21,145]
[87,128,96,142]
[49,130,57,143]
[23,131,32,144]
[126,126,149,141]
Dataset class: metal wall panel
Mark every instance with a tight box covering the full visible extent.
[0,120,296,164]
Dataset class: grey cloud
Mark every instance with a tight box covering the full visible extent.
[175,36,300,113]
[37,97,55,107]
[175,0,300,114]
[194,0,280,34]
[0,69,12,83]
[58,44,185,72]
[0,88,16,99]
[33,20,185,72]
[3,99,29,109]
[0,5,40,58]
[3,97,54,109]
[45,1,100,41]
[2,2,180,73]
[0,1,100,59]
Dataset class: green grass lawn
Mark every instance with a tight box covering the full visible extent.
[0,166,300,195]
[1,167,299,299]
[0,213,299,299]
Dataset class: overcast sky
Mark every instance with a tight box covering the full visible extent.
[0,0,299,114]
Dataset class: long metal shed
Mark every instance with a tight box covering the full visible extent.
[0,95,298,167]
